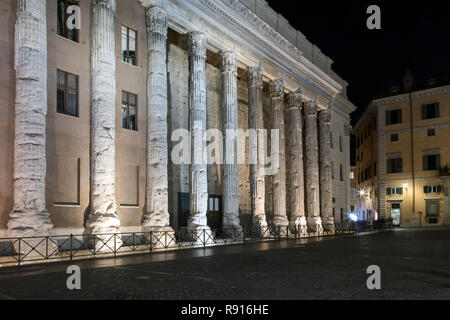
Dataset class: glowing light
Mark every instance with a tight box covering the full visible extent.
[349,213,358,222]
[403,183,408,189]
[359,190,365,196]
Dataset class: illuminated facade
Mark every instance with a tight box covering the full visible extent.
[0,0,355,239]
[355,82,450,227]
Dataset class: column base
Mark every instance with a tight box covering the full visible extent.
[84,213,122,253]
[223,225,244,240]
[321,217,335,232]
[289,216,308,234]
[252,214,268,236]
[307,217,323,233]
[272,215,289,227]
[7,210,54,257]
[186,225,214,245]
[143,226,176,249]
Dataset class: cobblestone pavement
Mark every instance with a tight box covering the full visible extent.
[0,229,449,300]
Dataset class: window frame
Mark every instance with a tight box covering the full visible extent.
[57,69,79,117]
[386,109,402,126]
[121,25,138,66]
[422,102,440,120]
[387,158,403,174]
[121,91,138,132]
[423,154,440,171]
[57,0,80,43]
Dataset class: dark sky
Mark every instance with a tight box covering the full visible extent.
[266,0,450,125]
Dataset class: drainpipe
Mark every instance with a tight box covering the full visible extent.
[409,93,416,224]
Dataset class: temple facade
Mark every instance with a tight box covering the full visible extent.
[0,0,356,238]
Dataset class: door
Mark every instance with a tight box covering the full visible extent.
[207,195,223,230]
[426,200,440,224]
[178,193,190,230]
[391,203,401,227]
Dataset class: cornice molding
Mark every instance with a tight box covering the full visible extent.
[152,0,343,100]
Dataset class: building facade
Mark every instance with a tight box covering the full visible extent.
[355,83,450,227]
[0,0,355,238]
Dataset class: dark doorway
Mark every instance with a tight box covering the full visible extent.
[208,195,223,230]
[178,193,190,230]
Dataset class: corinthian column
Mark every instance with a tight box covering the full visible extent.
[86,0,121,235]
[269,79,289,227]
[285,89,307,232]
[318,106,334,230]
[304,99,322,231]
[8,0,53,237]
[142,4,172,232]
[187,32,211,237]
[247,65,267,230]
[220,52,241,232]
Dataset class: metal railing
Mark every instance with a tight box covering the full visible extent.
[0,223,356,267]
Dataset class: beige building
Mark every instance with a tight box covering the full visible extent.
[0,0,355,239]
[355,80,450,227]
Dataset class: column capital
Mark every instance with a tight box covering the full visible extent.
[318,105,332,123]
[146,6,168,36]
[93,0,116,12]
[269,78,284,98]
[187,31,207,59]
[219,51,237,74]
[286,88,304,109]
[247,64,264,88]
[305,98,318,116]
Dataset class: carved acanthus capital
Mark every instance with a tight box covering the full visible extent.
[93,0,116,12]
[318,106,332,124]
[146,6,168,36]
[305,98,318,116]
[220,51,237,74]
[286,88,303,109]
[187,32,207,59]
[344,123,353,137]
[247,64,263,88]
[269,78,284,98]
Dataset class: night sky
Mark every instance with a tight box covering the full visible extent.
[266,0,450,125]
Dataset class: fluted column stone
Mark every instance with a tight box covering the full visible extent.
[142,4,172,232]
[86,0,121,236]
[304,99,322,231]
[285,89,307,232]
[220,52,241,232]
[8,0,53,237]
[187,32,211,237]
[269,79,289,227]
[247,65,267,230]
[319,106,334,230]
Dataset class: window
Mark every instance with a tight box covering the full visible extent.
[427,129,436,137]
[330,131,334,149]
[122,26,137,65]
[363,167,371,181]
[340,209,344,222]
[122,91,138,131]
[340,164,344,181]
[387,187,403,196]
[373,118,377,129]
[350,171,355,180]
[367,125,372,137]
[386,109,402,125]
[57,0,79,42]
[373,162,377,177]
[426,200,440,219]
[331,162,335,180]
[387,158,403,174]
[424,185,442,194]
[422,103,440,120]
[360,152,364,161]
[57,70,78,117]
[391,134,399,142]
[339,135,343,152]
[423,154,440,171]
